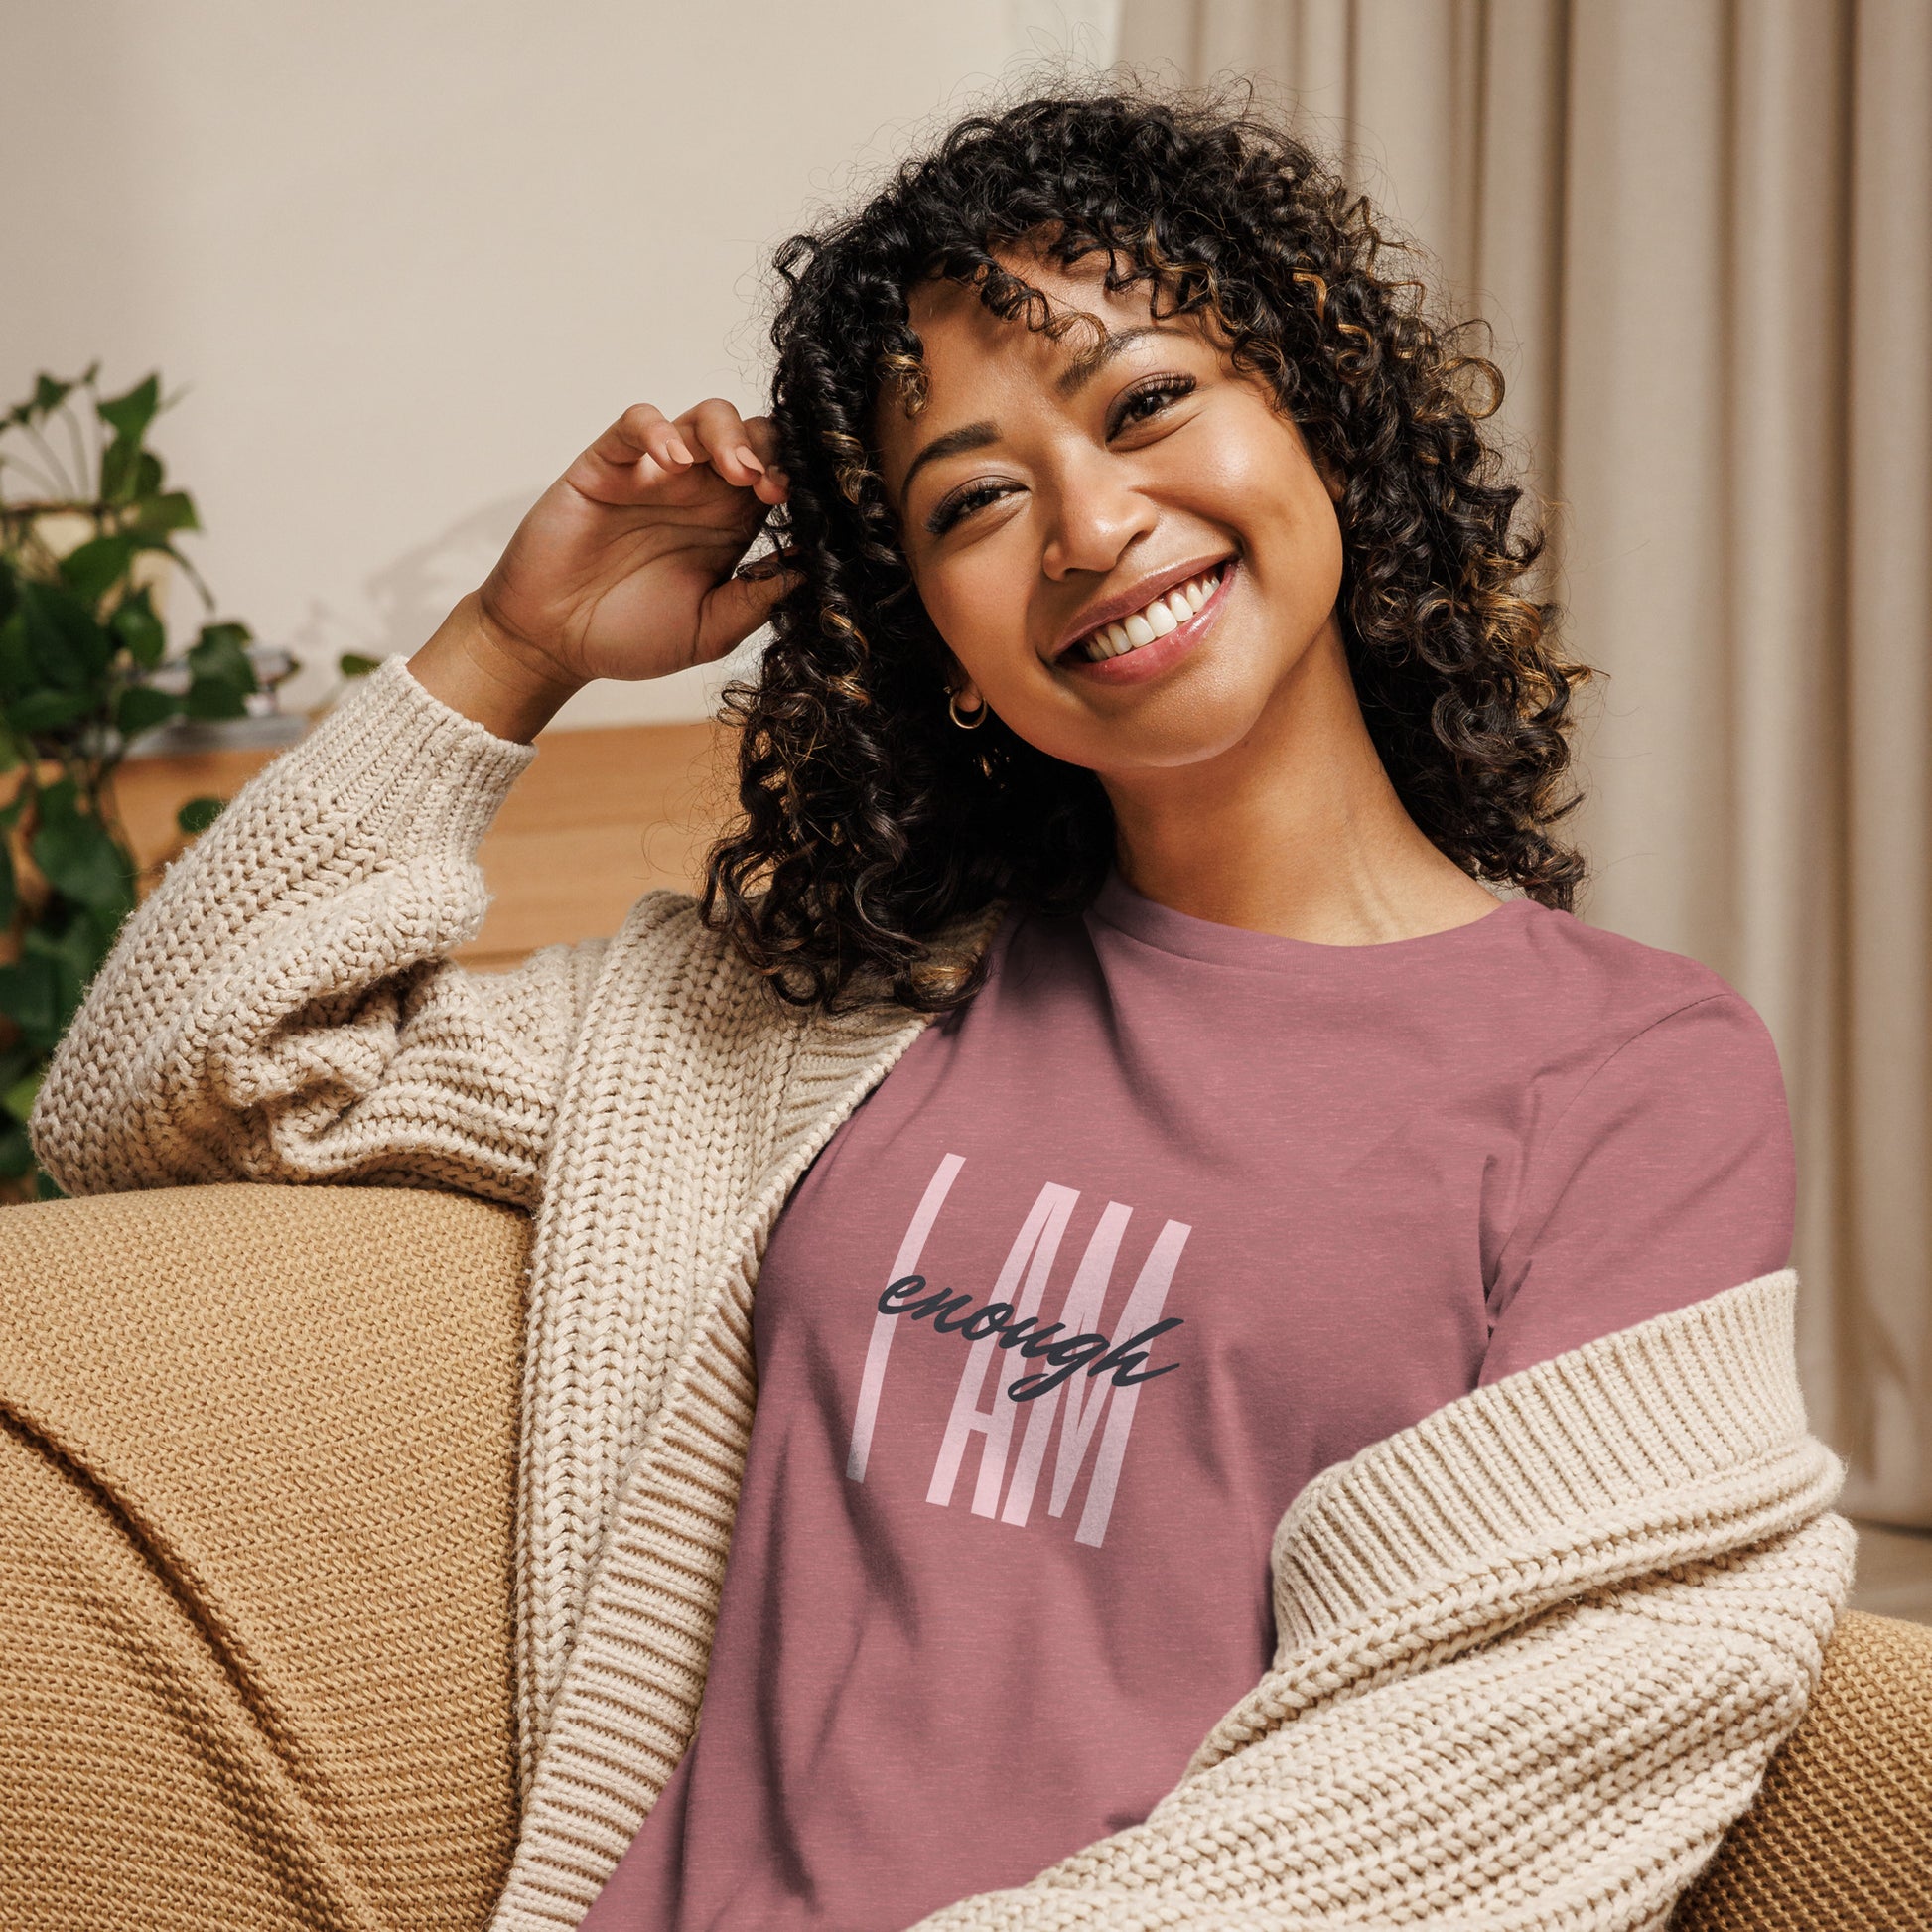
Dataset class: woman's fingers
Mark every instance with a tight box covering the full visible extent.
[677,398,764,483]
[675,399,791,502]
[740,414,791,501]
[570,403,693,501]
[699,553,804,660]
[570,400,788,507]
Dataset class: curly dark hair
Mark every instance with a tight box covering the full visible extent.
[698,76,1594,1014]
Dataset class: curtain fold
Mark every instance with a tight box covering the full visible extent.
[1118,0,1932,1522]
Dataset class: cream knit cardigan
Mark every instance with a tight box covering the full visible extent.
[34,657,1857,1932]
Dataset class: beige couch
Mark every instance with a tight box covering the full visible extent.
[1,1182,1927,1930]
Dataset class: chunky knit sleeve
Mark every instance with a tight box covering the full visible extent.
[902,1270,1855,1932]
[31,654,604,1210]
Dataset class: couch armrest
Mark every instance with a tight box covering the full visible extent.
[0,1181,529,1931]
[1674,1607,1932,1929]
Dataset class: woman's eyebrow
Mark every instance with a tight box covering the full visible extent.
[1053,322,1189,397]
[899,421,999,502]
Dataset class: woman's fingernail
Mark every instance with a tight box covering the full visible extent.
[736,445,765,473]
[667,438,694,464]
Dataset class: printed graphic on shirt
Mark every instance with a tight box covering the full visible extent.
[844,1152,1190,1549]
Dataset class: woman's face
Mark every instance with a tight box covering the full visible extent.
[872,247,1346,777]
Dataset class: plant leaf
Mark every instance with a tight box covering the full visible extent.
[2,1067,41,1127]
[184,621,257,718]
[100,435,141,503]
[23,916,107,977]
[17,582,112,689]
[7,688,97,733]
[110,586,167,666]
[189,621,256,681]
[131,489,198,536]
[59,533,135,608]
[31,779,134,914]
[0,837,13,927]
[176,794,225,836]
[17,917,110,1048]
[32,373,74,419]
[185,676,250,720]
[0,956,66,1053]
[96,373,160,443]
[76,898,130,964]
[339,652,381,678]
[0,611,34,698]
[115,684,181,738]
[0,1123,34,1180]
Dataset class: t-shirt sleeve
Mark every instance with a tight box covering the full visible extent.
[1478,988,1796,1386]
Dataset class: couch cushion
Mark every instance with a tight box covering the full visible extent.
[0,1182,528,1931]
[1674,1607,1932,1929]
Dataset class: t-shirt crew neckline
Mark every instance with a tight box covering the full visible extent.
[1085,865,1535,969]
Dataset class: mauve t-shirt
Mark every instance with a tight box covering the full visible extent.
[580,870,1796,1932]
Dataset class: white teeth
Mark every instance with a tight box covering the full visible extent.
[1074,563,1225,662]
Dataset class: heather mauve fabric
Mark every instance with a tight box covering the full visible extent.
[580,870,1796,1932]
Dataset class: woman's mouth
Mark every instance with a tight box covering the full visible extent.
[1056,558,1236,684]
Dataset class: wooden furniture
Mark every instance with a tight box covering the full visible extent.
[114,716,737,972]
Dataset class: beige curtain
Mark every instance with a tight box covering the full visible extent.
[1118,0,1932,1525]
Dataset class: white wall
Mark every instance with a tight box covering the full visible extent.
[1,2,1121,726]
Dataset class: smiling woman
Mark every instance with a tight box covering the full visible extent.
[692,85,1595,1011]
[22,72,1841,1932]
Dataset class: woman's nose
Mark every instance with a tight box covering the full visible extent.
[1037,452,1158,581]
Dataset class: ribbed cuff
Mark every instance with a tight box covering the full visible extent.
[1270,1266,1827,1648]
[275,652,538,858]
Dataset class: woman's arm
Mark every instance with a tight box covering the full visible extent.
[30,394,801,1205]
[30,653,594,1206]
[902,1271,1854,1931]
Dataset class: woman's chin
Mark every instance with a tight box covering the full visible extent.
[1043,699,1288,777]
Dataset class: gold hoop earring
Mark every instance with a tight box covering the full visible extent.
[948,690,988,730]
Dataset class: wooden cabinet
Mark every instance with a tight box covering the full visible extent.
[113,718,737,973]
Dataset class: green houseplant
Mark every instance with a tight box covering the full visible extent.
[0,365,277,1196]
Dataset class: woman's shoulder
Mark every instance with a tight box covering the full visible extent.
[1506,896,1782,1086]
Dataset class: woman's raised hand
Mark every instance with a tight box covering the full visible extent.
[411,399,799,742]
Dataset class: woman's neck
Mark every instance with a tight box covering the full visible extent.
[1101,618,1503,945]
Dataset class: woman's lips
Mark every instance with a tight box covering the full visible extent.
[1057,556,1238,687]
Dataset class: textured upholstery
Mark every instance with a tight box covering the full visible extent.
[0,1182,1924,1929]
[1674,1606,1932,1927]
[0,1184,526,1930]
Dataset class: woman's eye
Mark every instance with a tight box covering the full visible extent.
[927,481,1010,536]
[1111,374,1196,433]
